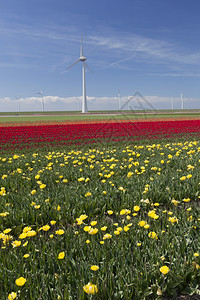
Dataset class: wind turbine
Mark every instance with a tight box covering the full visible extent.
[118,89,122,111]
[171,97,174,110]
[128,96,132,110]
[36,90,44,112]
[16,97,21,114]
[66,38,91,113]
[180,93,184,110]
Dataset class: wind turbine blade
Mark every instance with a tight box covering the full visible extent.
[36,90,43,96]
[66,59,80,71]
[80,35,83,57]
[84,63,93,73]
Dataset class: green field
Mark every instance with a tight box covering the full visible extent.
[1,136,200,299]
[0,110,200,124]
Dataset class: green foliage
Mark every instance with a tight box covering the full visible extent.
[0,139,200,299]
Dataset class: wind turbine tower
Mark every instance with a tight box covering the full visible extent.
[36,90,44,112]
[66,38,91,113]
[16,97,21,113]
[181,93,184,110]
[171,97,174,110]
[118,89,122,111]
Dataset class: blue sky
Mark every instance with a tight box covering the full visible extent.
[0,0,200,111]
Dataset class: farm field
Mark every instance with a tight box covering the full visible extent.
[0,119,200,299]
[0,109,200,126]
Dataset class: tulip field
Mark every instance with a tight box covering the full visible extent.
[1,119,200,151]
[0,119,200,299]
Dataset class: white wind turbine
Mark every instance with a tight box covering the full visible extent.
[171,97,174,110]
[36,90,44,112]
[180,93,184,110]
[15,97,21,113]
[118,89,122,111]
[66,38,91,113]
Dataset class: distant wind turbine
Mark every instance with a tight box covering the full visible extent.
[16,97,21,113]
[66,38,92,113]
[36,90,44,112]
[118,89,122,111]
[180,93,184,110]
[171,97,174,110]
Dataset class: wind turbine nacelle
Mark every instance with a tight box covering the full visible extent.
[80,56,87,62]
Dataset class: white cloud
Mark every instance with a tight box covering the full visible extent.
[2,20,200,73]
[148,72,200,78]
[0,97,12,104]
[88,33,200,68]
[0,95,199,112]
